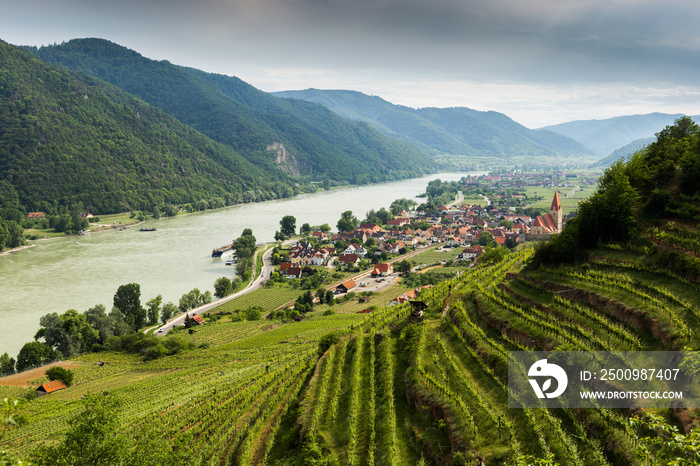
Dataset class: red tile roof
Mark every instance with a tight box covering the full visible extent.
[338,279,357,290]
[279,262,292,272]
[374,263,392,272]
[38,380,67,394]
[533,214,558,233]
[386,218,409,226]
[338,253,360,264]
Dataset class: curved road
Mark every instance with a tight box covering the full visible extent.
[149,240,444,334]
[148,244,276,335]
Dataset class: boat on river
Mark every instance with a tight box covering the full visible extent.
[139,227,157,232]
[212,244,233,257]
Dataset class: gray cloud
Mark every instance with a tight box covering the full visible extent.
[2,0,700,125]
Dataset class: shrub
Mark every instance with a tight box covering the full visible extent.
[45,366,74,387]
[318,331,340,356]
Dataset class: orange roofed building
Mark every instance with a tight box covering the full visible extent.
[531,191,563,235]
[37,380,67,397]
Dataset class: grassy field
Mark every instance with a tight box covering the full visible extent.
[462,196,488,207]
[410,246,463,265]
[523,185,592,215]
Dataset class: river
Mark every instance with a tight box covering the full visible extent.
[0,172,484,357]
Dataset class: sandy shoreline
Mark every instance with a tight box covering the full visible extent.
[0,243,36,257]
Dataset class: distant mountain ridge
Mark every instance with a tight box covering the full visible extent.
[273,88,596,163]
[30,39,436,186]
[541,113,700,159]
[592,137,656,167]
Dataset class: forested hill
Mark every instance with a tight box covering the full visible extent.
[0,40,293,214]
[30,39,435,185]
[272,88,596,163]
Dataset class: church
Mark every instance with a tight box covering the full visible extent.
[531,191,563,235]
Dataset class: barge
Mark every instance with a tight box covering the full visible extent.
[212,244,233,257]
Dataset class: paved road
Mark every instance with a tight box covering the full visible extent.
[448,190,464,206]
[148,241,444,333]
[148,244,276,335]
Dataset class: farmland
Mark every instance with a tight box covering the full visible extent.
[3,239,700,464]
[522,186,590,215]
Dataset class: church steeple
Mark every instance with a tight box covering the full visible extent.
[550,190,561,212]
[550,191,562,232]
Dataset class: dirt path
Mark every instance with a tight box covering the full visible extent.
[0,361,82,387]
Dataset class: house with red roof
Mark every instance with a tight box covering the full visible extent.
[459,245,484,260]
[279,262,293,273]
[25,212,46,220]
[386,218,410,227]
[190,314,205,325]
[371,263,393,277]
[285,266,303,279]
[338,253,360,266]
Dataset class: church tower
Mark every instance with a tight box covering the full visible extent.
[550,191,563,232]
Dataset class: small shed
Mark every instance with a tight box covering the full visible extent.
[37,380,67,397]
[191,315,205,325]
[336,279,357,294]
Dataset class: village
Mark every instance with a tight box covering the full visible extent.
[269,176,571,310]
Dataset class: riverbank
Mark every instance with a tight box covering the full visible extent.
[12,171,482,252]
[0,171,483,358]
[0,244,36,257]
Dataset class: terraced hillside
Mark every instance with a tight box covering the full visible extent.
[273,242,700,465]
[2,240,699,464]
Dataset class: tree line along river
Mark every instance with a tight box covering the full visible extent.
[0,172,484,357]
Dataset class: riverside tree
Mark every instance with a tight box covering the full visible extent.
[337,210,358,232]
[35,309,99,357]
[160,302,177,324]
[233,229,256,281]
[0,352,15,375]
[15,341,58,372]
[84,305,130,345]
[113,283,146,331]
[214,277,234,298]
[280,215,296,237]
[145,295,162,325]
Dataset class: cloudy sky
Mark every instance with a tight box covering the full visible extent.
[3,0,700,127]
